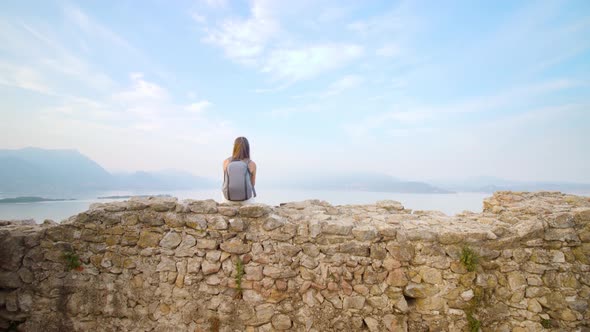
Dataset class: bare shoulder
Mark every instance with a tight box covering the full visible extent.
[249,160,257,172]
[223,158,230,170]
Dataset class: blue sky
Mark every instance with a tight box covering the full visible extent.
[0,0,589,183]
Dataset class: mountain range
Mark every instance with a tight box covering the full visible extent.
[430,176,590,194]
[1,148,589,196]
[0,148,215,195]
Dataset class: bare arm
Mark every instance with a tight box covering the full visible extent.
[223,158,229,172]
[249,161,257,187]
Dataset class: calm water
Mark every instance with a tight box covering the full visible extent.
[1,189,588,223]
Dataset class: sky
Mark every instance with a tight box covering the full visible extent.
[0,0,589,184]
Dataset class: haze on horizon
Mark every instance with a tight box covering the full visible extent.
[0,0,589,184]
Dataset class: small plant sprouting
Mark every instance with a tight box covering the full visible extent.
[234,257,244,298]
[460,246,479,272]
[63,251,83,271]
[472,287,484,305]
[465,286,484,331]
[466,311,481,332]
[540,318,552,329]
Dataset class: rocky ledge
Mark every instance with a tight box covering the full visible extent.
[0,191,589,331]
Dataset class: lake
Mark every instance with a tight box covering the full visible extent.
[1,189,588,223]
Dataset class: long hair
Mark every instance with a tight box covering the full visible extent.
[232,137,250,160]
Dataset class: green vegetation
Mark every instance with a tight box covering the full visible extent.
[62,251,82,271]
[466,311,481,332]
[541,318,552,328]
[460,245,479,272]
[234,257,244,297]
[465,286,484,332]
[472,287,484,304]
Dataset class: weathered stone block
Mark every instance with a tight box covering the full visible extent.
[150,197,177,212]
[549,213,575,228]
[163,212,185,227]
[220,240,251,254]
[276,243,301,257]
[159,231,182,249]
[185,214,207,230]
[201,261,221,275]
[343,296,366,310]
[229,218,247,231]
[188,199,218,214]
[376,200,404,211]
[352,226,378,241]
[574,209,590,223]
[263,266,296,279]
[0,272,22,288]
[545,228,579,242]
[418,267,442,285]
[386,243,415,262]
[156,257,177,272]
[340,242,370,257]
[416,296,444,311]
[0,235,25,271]
[218,206,238,217]
[322,223,353,236]
[175,235,197,257]
[403,283,436,299]
[364,317,380,332]
[438,232,463,245]
[263,215,285,231]
[207,215,228,230]
[137,231,162,248]
[376,225,397,238]
[271,314,292,330]
[239,204,271,218]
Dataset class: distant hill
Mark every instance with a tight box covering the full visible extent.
[269,172,451,193]
[431,176,590,193]
[0,148,112,193]
[0,148,216,195]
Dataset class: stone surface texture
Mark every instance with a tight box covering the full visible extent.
[0,192,589,331]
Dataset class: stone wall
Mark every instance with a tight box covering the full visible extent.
[0,192,589,331]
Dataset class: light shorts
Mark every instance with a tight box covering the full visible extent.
[219,192,256,204]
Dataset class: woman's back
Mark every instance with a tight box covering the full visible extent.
[222,137,257,201]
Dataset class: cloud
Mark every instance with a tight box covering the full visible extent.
[113,73,168,103]
[191,12,207,24]
[0,20,116,92]
[262,44,363,82]
[202,0,228,9]
[186,100,213,113]
[376,44,401,57]
[343,79,580,139]
[63,5,171,83]
[203,0,279,63]
[269,103,323,118]
[0,62,52,94]
[290,74,364,99]
[103,74,234,150]
[324,75,363,96]
[343,110,431,138]
[346,3,411,37]
[64,6,135,53]
[202,1,364,84]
